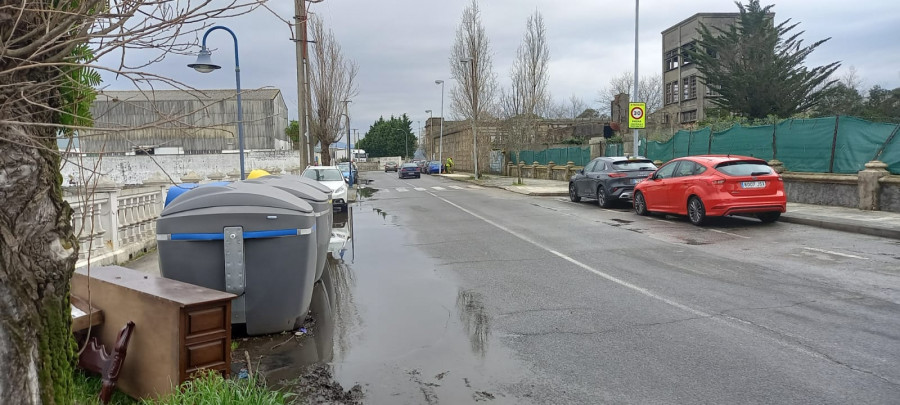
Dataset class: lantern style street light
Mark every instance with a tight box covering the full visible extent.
[188,25,246,179]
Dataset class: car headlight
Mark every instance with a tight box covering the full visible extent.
[336,185,347,195]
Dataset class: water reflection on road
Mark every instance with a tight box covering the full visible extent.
[244,204,533,403]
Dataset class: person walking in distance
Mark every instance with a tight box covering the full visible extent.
[445,156,454,174]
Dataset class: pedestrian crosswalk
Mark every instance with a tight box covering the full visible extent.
[376,185,486,193]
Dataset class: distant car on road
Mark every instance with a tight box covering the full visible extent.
[632,155,786,225]
[302,165,349,212]
[398,163,421,179]
[384,162,398,172]
[426,161,442,174]
[569,156,657,208]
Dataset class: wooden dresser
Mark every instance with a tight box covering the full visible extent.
[72,265,235,399]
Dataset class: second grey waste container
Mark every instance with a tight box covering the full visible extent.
[245,175,332,281]
[156,182,317,335]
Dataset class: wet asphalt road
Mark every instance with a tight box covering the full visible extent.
[330,170,900,404]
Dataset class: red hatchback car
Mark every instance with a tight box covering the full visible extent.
[632,155,786,225]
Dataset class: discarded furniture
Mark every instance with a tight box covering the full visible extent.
[70,295,104,332]
[78,321,135,404]
[71,266,235,399]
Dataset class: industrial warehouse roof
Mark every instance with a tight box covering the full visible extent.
[96,89,282,102]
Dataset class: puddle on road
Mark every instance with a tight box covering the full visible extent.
[238,204,533,404]
[357,186,378,199]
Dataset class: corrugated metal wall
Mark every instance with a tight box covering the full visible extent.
[81,91,288,153]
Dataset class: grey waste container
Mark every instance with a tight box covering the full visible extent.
[245,175,332,281]
[156,182,317,335]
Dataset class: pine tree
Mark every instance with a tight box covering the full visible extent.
[686,0,840,119]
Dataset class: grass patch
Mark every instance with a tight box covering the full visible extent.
[73,370,288,405]
[147,370,289,405]
[74,371,136,405]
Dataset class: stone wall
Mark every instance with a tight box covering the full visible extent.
[60,150,304,185]
[507,161,583,182]
[783,174,859,208]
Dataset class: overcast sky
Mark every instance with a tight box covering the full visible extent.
[99,0,900,142]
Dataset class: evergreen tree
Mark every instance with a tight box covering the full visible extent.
[685,0,840,119]
[357,115,416,158]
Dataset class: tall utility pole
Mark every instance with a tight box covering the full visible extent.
[293,0,309,168]
[435,80,444,170]
[632,0,640,156]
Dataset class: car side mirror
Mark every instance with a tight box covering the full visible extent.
[577,169,584,175]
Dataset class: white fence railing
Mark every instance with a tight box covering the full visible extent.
[64,179,168,270]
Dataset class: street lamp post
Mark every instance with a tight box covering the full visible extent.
[460,58,478,179]
[341,100,351,165]
[435,80,444,172]
[633,0,640,156]
[425,110,433,159]
[189,25,246,179]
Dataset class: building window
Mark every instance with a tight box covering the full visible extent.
[665,81,679,105]
[705,82,720,97]
[684,75,697,100]
[681,110,698,123]
[681,41,696,66]
[664,49,679,71]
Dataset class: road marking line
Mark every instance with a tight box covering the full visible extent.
[431,193,709,318]
[429,192,848,363]
[432,187,446,190]
[414,187,426,191]
[709,229,750,239]
[397,188,408,192]
[802,247,869,260]
[467,185,484,189]
[449,186,464,190]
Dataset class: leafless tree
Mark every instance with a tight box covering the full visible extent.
[597,71,662,116]
[307,14,358,167]
[500,11,550,184]
[450,0,498,177]
[0,2,263,402]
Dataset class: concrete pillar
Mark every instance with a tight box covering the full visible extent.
[768,159,785,174]
[589,137,606,159]
[859,160,888,210]
[566,161,575,179]
[95,176,121,252]
[180,171,203,183]
[653,160,664,167]
[547,162,556,180]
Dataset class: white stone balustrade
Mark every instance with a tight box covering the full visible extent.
[64,177,169,270]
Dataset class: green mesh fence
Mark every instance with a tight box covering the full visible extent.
[645,116,900,174]
[516,146,591,166]
[605,143,623,157]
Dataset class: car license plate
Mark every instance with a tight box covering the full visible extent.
[631,178,642,184]
[741,181,766,188]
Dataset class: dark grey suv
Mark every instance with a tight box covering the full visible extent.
[569,157,657,208]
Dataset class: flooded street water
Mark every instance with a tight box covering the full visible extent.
[237,203,535,404]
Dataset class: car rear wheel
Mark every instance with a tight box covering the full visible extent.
[634,191,649,216]
[688,196,707,226]
[569,183,581,202]
[597,186,612,208]
[757,212,781,223]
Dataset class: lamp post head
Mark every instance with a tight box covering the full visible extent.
[188,48,220,73]
[460,57,472,64]
[425,110,432,115]
[435,80,443,85]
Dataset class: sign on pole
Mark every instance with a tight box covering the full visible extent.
[628,102,646,129]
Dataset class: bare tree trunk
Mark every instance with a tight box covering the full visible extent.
[321,141,332,166]
[0,101,78,404]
